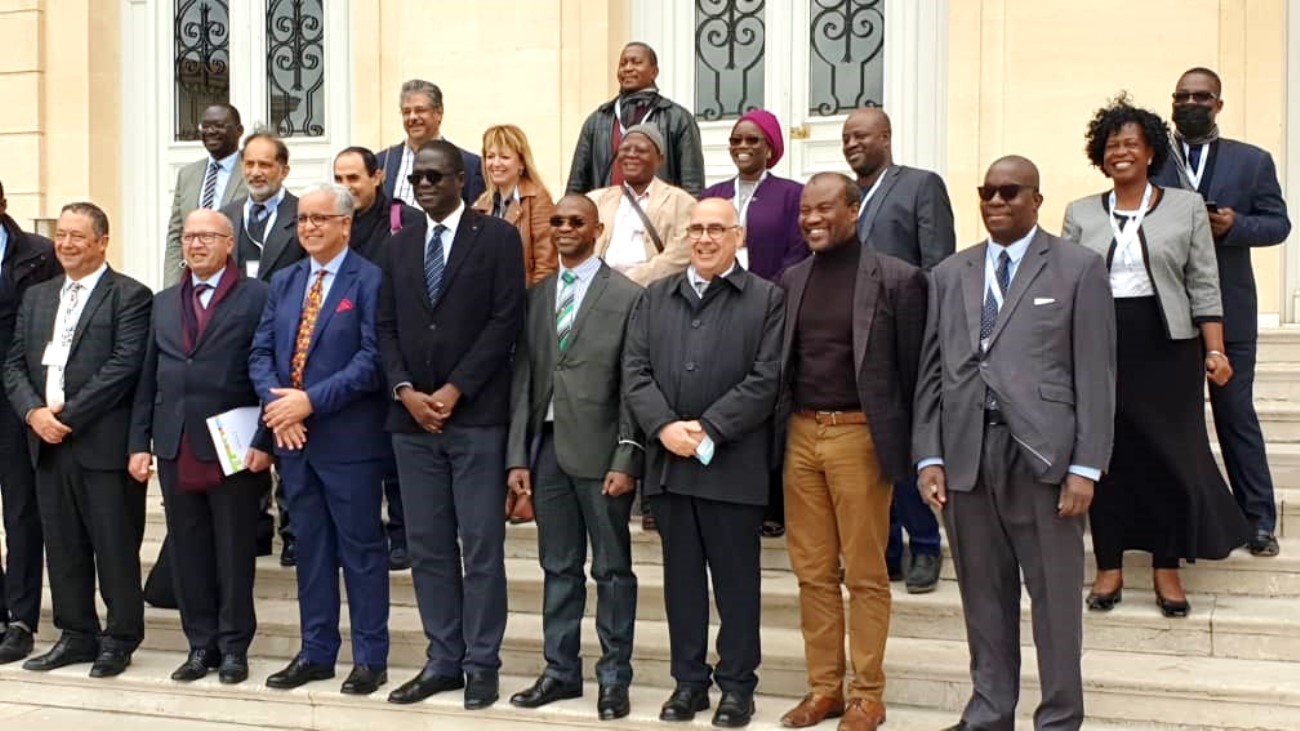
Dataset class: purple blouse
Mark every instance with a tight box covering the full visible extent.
[699,174,809,282]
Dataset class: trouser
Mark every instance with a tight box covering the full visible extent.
[1209,339,1277,536]
[886,476,942,570]
[0,413,42,630]
[257,471,293,548]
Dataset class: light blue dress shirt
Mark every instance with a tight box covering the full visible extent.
[305,248,349,306]
[191,267,226,308]
[201,150,241,208]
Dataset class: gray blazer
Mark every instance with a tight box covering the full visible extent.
[1061,186,1222,340]
[507,262,645,481]
[857,164,956,271]
[164,155,248,287]
[912,229,1117,491]
[220,192,305,283]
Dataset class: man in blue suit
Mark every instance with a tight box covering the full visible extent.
[249,183,391,695]
[376,79,484,209]
[1153,66,1292,557]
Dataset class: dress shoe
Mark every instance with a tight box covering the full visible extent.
[1249,532,1280,557]
[1085,587,1123,611]
[642,512,658,532]
[265,656,334,689]
[509,674,582,708]
[887,564,903,582]
[341,664,388,695]
[465,670,500,709]
[1155,591,1191,618]
[760,519,786,538]
[387,666,464,704]
[388,544,411,571]
[780,693,845,728]
[0,625,35,665]
[219,653,249,684]
[659,685,710,722]
[598,684,631,720]
[89,648,132,678]
[837,698,886,730]
[170,648,220,682]
[905,553,941,594]
[713,691,755,728]
[256,538,273,557]
[22,636,97,672]
[279,540,297,567]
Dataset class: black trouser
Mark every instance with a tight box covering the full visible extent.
[258,471,293,548]
[37,446,145,651]
[383,446,405,550]
[1209,339,1277,536]
[0,413,42,630]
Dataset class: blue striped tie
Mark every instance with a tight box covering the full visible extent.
[425,224,447,304]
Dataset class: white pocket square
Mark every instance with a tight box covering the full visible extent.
[1033,297,1056,306]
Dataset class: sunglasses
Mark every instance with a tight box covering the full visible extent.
[548,216,588,228]
[407,170,449,187]
[977,184,1034,202]
[728,134,766,147]
[1172,91,1217,104]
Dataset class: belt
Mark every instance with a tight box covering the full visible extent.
[985,409,1007,426]
[796,409,867,426]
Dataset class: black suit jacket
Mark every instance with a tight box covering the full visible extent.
[0,216,61,357]
[220,192,305,283]
[377,208,526,430]
[129,274,271,461]
[778,248,928,483]
[857,165,956,271]
[4,268,152,469]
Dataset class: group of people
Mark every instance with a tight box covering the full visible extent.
[0,39,1289,731]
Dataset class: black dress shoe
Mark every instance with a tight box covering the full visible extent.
[341,664,388,695]
[1155,591,1191,618]
[712,691,754,728]
[256,538,273,557]
[265,656,334,689]
[388,545,411,571]
[279,541,297,567]
[906,552,942,594]
[887,564,904,582]
[171,648,220,682]
[219,653,249,684]
[387,666,464,705]
[22,636,97,672]
[510,674,582,708]
[465,670,500,710]
[0,625,35,665]
[1249,533,1280,557]
[1085,587,1123,611]
[598,684,630,720]
[659,685,710,722]
[89,648,132,678]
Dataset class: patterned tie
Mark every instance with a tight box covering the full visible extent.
[290,269,328,389]
[694,278,708,298]
[425,224,447,304]
[980,251,1012,342]
[200,161,220,209]
[556,270,577,352]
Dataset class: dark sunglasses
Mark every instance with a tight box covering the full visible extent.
[1172,91,1217,104]
[549,215,588,228]
[728,134,766,147]
[977,184,1034,202]
[407,170,448,187]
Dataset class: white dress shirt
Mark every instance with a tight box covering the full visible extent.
[606,183,654,273]
[45,263,109,409]
[1108,208,1156,298]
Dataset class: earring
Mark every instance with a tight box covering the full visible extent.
[1148,159,1153,165]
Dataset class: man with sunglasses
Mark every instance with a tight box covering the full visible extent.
[1152,67,1292,558]
[504,194,643,721]
[914,156,1115,731]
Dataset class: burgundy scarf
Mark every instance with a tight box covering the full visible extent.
[175,257,241,492]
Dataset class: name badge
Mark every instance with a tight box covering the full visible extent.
[41,342,69,368]
[245,261,260,278]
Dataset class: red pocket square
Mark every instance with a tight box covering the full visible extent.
[336,298,354,313]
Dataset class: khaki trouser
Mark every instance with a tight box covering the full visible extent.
[783,413,893,702]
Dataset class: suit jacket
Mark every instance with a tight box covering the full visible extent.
[507,262,644,481]
[129,274,272,461]
[377,209,525,431]
[4,268,152,470]
[0,216,61,357]
[220,191,304,283]
[377,141,485,208]
[165,154,248,287]
[623,267,785,506]
[471,177,559,286]
[778,248,927,483]
[590,179,695,286]
[857,165,956,271]
[248,251,388,462]
[1152,138,1292,342]
[912,229,1116,491]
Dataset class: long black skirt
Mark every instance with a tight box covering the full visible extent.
[1090,296,1249,569]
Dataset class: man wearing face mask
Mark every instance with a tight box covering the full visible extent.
[1152,66,1292,558]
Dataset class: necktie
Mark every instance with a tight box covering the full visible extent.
[556,270,577,352]
[1188,144,1203,171]
[194,282,213,310]
[248,202,270,243]
[425,224,447,304]
[980,251,1012,342]
[291,269,328,389]
[200,161,220,209]
[694,278,708,298]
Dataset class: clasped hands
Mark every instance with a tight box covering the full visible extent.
[27,404,70,445]
[264,387,314,450]
[399,383,461,434]
[659,420,706,458]
[917,464,1094,518]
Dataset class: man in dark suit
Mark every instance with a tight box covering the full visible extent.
[249,184,391,695]
[376,80,484,208]
[914,156,1116,731]
[505,194,643,721]
[0,180,61,665]
[378,140,525,710]
[1152,66,1292,557]
[3,202,151,678]
[623,197,784,728]
[776,173,927,731]
[128,209,273,685]
[841,106,955,593]
[164,103,248,287]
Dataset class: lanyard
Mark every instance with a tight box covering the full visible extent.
[856,168,888,221]
[1182,142,1207,190]
[1108,183,1153,273]
[243,197,279,251]
[983,245,1013,311]
[614,99,656,137]
[731,171,768,225]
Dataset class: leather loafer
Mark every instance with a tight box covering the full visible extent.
[171,648,220,682]
[659,685,710,722]
[279,541,297,567]
[781,693,845,728]
[89,648,132,678]
[1249,533,1280,557]
[0,625,35,665]
[838,698,886,730]
[388,545,411,571]
[387,666,464,705]
[265,656,334,689]
[905,552,942,594]
[598,684,630,720]
[219,653,249,685]
[713,691,755,728]
[341,664,387,695]
[465,669,500,710]
[22,636,97,672]
[509,674,582,708]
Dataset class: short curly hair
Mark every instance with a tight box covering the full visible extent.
[1084,93,1170,177]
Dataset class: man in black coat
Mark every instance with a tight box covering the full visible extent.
[0,180,62,664]
[128,209,273,685]
[623,198,785,728]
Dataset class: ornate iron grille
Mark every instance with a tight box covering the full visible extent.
[174,0,231,141]
[694,0,766,121]
[266,0,325,137]
[808,0,884,116]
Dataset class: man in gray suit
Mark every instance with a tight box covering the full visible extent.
[505,194,643,721]
[913,156,1116,731]
[164,104,248,287]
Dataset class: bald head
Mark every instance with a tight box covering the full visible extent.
[842,107,893,181]
[182,208,236,278]
[689,198,744,279]
[556,193,599,220]
[980,154,1043,245]
[987,155,1041,189]
[847,107,891,133]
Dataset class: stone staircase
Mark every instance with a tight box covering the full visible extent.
[4,329,1300,730]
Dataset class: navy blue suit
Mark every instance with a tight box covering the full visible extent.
[249,250,391,667]
[1153,137,1292,536]
[377,141,485,209]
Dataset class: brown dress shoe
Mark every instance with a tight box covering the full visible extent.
[837,698,886,731]
[781,693,845,728]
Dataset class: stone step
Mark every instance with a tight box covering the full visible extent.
[1257,328,1300,363]
[1208,400,1300,443]
[1251,362,1300,402]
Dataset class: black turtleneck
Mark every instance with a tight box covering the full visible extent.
[794,238,861,411]
[349,190,390,264]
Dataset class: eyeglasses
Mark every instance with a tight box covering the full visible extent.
[295,213,348,227]
[407,170,448,187]
[548,216,588,228]
[976,184,1034,202]
[728,134,766,147]
[181,231,233,245]
[1172,91,1218,104]
[197,123,232,134]
[687,224,740,240]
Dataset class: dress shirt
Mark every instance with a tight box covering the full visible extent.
[425,200,465,266]
[606,182,654,272]
[0,222,8,280]
[684,262,737,464]
[1108,208,1156,298]
[305,247,349,306]
[44,263,109,409]
[545,254,604,421]
[191,267,226,309]
[242,186,288,238]
[199,150,240,208]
